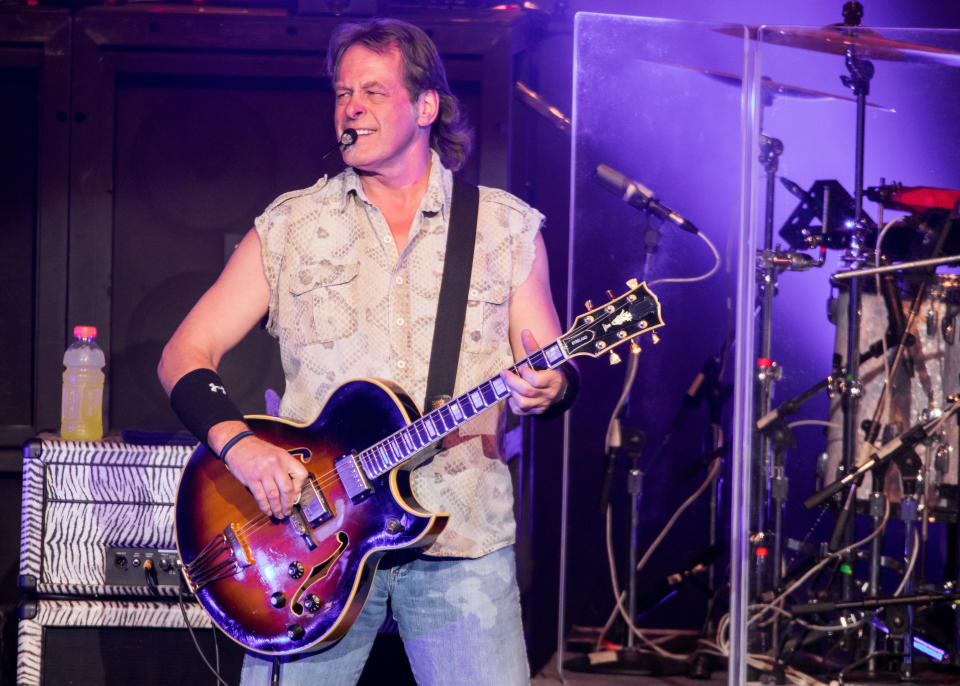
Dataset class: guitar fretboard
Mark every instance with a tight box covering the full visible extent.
[356,341,568,479]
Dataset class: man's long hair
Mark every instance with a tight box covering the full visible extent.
[327,18,472,172]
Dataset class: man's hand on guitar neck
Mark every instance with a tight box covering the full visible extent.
[210,420,310,519]
[499,329,567,416]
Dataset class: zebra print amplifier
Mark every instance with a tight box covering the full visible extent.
[19,435,195,597]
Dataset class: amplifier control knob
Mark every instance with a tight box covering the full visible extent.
[288,561,305,579]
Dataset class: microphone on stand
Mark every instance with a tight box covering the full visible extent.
[594,164,700,234]
[321,128,358,160]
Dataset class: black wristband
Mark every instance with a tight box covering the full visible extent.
[536,362,580,421]
[170,368,244,445]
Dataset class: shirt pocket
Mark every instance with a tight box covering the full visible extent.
[462,280,511,354]
[289,261,360,344]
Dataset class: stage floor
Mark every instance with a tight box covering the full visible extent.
[532,652,960,685]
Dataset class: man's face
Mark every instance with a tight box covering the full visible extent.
[334,43,436,177]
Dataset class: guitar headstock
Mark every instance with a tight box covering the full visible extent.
[560,279,664,360]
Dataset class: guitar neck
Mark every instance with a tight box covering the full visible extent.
[356,340,570,480]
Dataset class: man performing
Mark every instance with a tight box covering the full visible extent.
[158,17,575,685]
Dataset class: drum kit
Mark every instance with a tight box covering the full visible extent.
[520,4,960,679]
[741,3,960,681]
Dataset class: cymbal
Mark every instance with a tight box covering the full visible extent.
[718,25,960,67]
[655,60,892,110]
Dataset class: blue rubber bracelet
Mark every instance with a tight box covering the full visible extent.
[219,430,254,462]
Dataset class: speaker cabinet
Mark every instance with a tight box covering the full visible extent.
[17,598,244,686]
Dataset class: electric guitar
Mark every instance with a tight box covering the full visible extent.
[174,279,663,655]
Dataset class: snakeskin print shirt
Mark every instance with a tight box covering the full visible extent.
[254,152,543,557]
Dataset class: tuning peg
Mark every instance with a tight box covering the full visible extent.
[584,299,594,310]
[630,341,642,355]
[606,289,615,300]
[609,351,622,365]
[651,333,661,344]
[626,278,639,289]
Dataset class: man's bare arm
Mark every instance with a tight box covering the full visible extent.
[158,229,308,518]
[499,232,570,415]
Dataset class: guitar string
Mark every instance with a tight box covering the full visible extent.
[200,312,656,571]
[190,297,656,574]
[228,368,526,540]
[227,316,651,542]
[228,338,595,545]
[229,352,555,540]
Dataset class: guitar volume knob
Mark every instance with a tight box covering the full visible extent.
[270,592,287,609]
[288,561,305,579]
[303,594,322,612]
[287,624,305,641]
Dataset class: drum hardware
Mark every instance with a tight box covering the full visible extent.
[806,397,960,511]
[759,331,912,435]
[713,8,960,680]
[833,253,960,281]
[866,183,960,216]
[791,591,960,668]
[837,221,959,490]
[754,130,789,608]
[779,180,877,254]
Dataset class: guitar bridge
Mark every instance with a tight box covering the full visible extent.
[334,451,373,503]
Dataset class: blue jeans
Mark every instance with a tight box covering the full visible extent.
[239,546,530,686]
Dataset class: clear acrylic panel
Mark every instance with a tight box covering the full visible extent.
[564,13,752,682]
[739,25,960,682]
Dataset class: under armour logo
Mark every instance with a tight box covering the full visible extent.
[208,383,227,395]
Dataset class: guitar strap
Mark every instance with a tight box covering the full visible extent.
[424,176,480,412]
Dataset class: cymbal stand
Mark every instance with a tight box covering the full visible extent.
[836,44,874,606]
[754,134,785,608]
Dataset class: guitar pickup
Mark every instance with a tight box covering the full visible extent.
[300,475,333,527]
[288,477,333,550]
[334,452,374,503]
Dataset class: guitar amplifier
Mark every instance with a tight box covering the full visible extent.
[16,598,245,686]
[19,435,195,598]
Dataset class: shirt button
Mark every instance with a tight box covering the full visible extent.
[395,276,403,285]
[396,317,404,326]
[397,360,406,369]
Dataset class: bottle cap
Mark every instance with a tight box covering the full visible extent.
[74,325,97,339]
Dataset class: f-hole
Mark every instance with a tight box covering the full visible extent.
[289,447,312,463]
[290,531,349,616]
